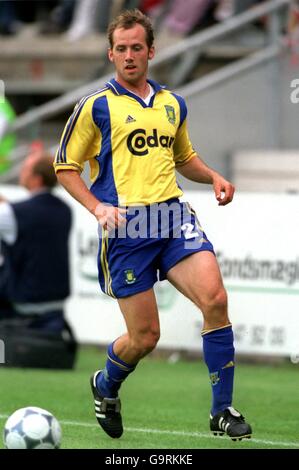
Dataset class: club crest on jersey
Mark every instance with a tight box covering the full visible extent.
[124,269,136,284]
[165,105,176,125]
[210,372,220,386]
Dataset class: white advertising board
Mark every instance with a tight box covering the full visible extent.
[1,186,299,358]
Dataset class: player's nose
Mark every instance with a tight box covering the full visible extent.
[125,48,134,61]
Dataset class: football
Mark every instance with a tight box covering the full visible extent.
[3,406,62,449]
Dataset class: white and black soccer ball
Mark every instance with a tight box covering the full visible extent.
[3,406,62,449]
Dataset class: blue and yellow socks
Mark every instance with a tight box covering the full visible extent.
[202,324,235,416]
[96,342,137,398]
[97,326,235,411]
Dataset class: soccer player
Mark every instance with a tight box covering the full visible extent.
[54,9,252,440]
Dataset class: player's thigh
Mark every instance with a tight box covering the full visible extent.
[117,288,160,338]
[167,251,226,309]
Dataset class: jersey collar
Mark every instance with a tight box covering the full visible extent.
[106,78,165,96]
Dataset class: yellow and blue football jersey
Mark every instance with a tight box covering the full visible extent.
[54,78,197,206]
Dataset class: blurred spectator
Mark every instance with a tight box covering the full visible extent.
[0,0,18,35]
[66,0,104,41]
[215,0,264,21]
[155,0,265,48]
[162,0,214,36]
[66,0,141,41]
[39,0,76,35]
[0,0,60,36]
[0,250,14,317]
[214,0,235,22]
[0,148,72,332]
[139,0,168,28]
[287,0,299,33]
[140,0,166,12]
[287,0,299,64]
[0,148,77,368]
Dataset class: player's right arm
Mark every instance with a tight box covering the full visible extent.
[56,170,126,231]
[54,98,126,230]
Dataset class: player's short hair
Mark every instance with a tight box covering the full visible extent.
[107,9,154,49]
[32,154,57,189]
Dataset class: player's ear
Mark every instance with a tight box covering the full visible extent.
[148,46,155,61]
[108,49,114,62]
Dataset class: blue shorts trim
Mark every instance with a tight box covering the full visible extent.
[112,281,156,298]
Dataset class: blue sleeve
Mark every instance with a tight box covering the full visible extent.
[171,93,187,127]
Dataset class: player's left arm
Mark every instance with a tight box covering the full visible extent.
[173,116,234,206]
[176,155,235,206]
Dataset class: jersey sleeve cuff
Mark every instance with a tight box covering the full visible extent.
[53,162,83,173]
[175,152,197,167]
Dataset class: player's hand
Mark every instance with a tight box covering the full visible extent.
[94,203,127,231]
[212,174,235,206]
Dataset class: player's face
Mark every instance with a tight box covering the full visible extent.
[108,24,155,88]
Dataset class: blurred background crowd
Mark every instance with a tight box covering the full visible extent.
[0,0,266,41]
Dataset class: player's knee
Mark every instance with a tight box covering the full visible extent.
[214,288,228,311]
[201,287,228,317]
[141,329,160,354]
[131,329,160,357]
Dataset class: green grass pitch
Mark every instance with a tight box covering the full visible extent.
[0,347,298,449]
